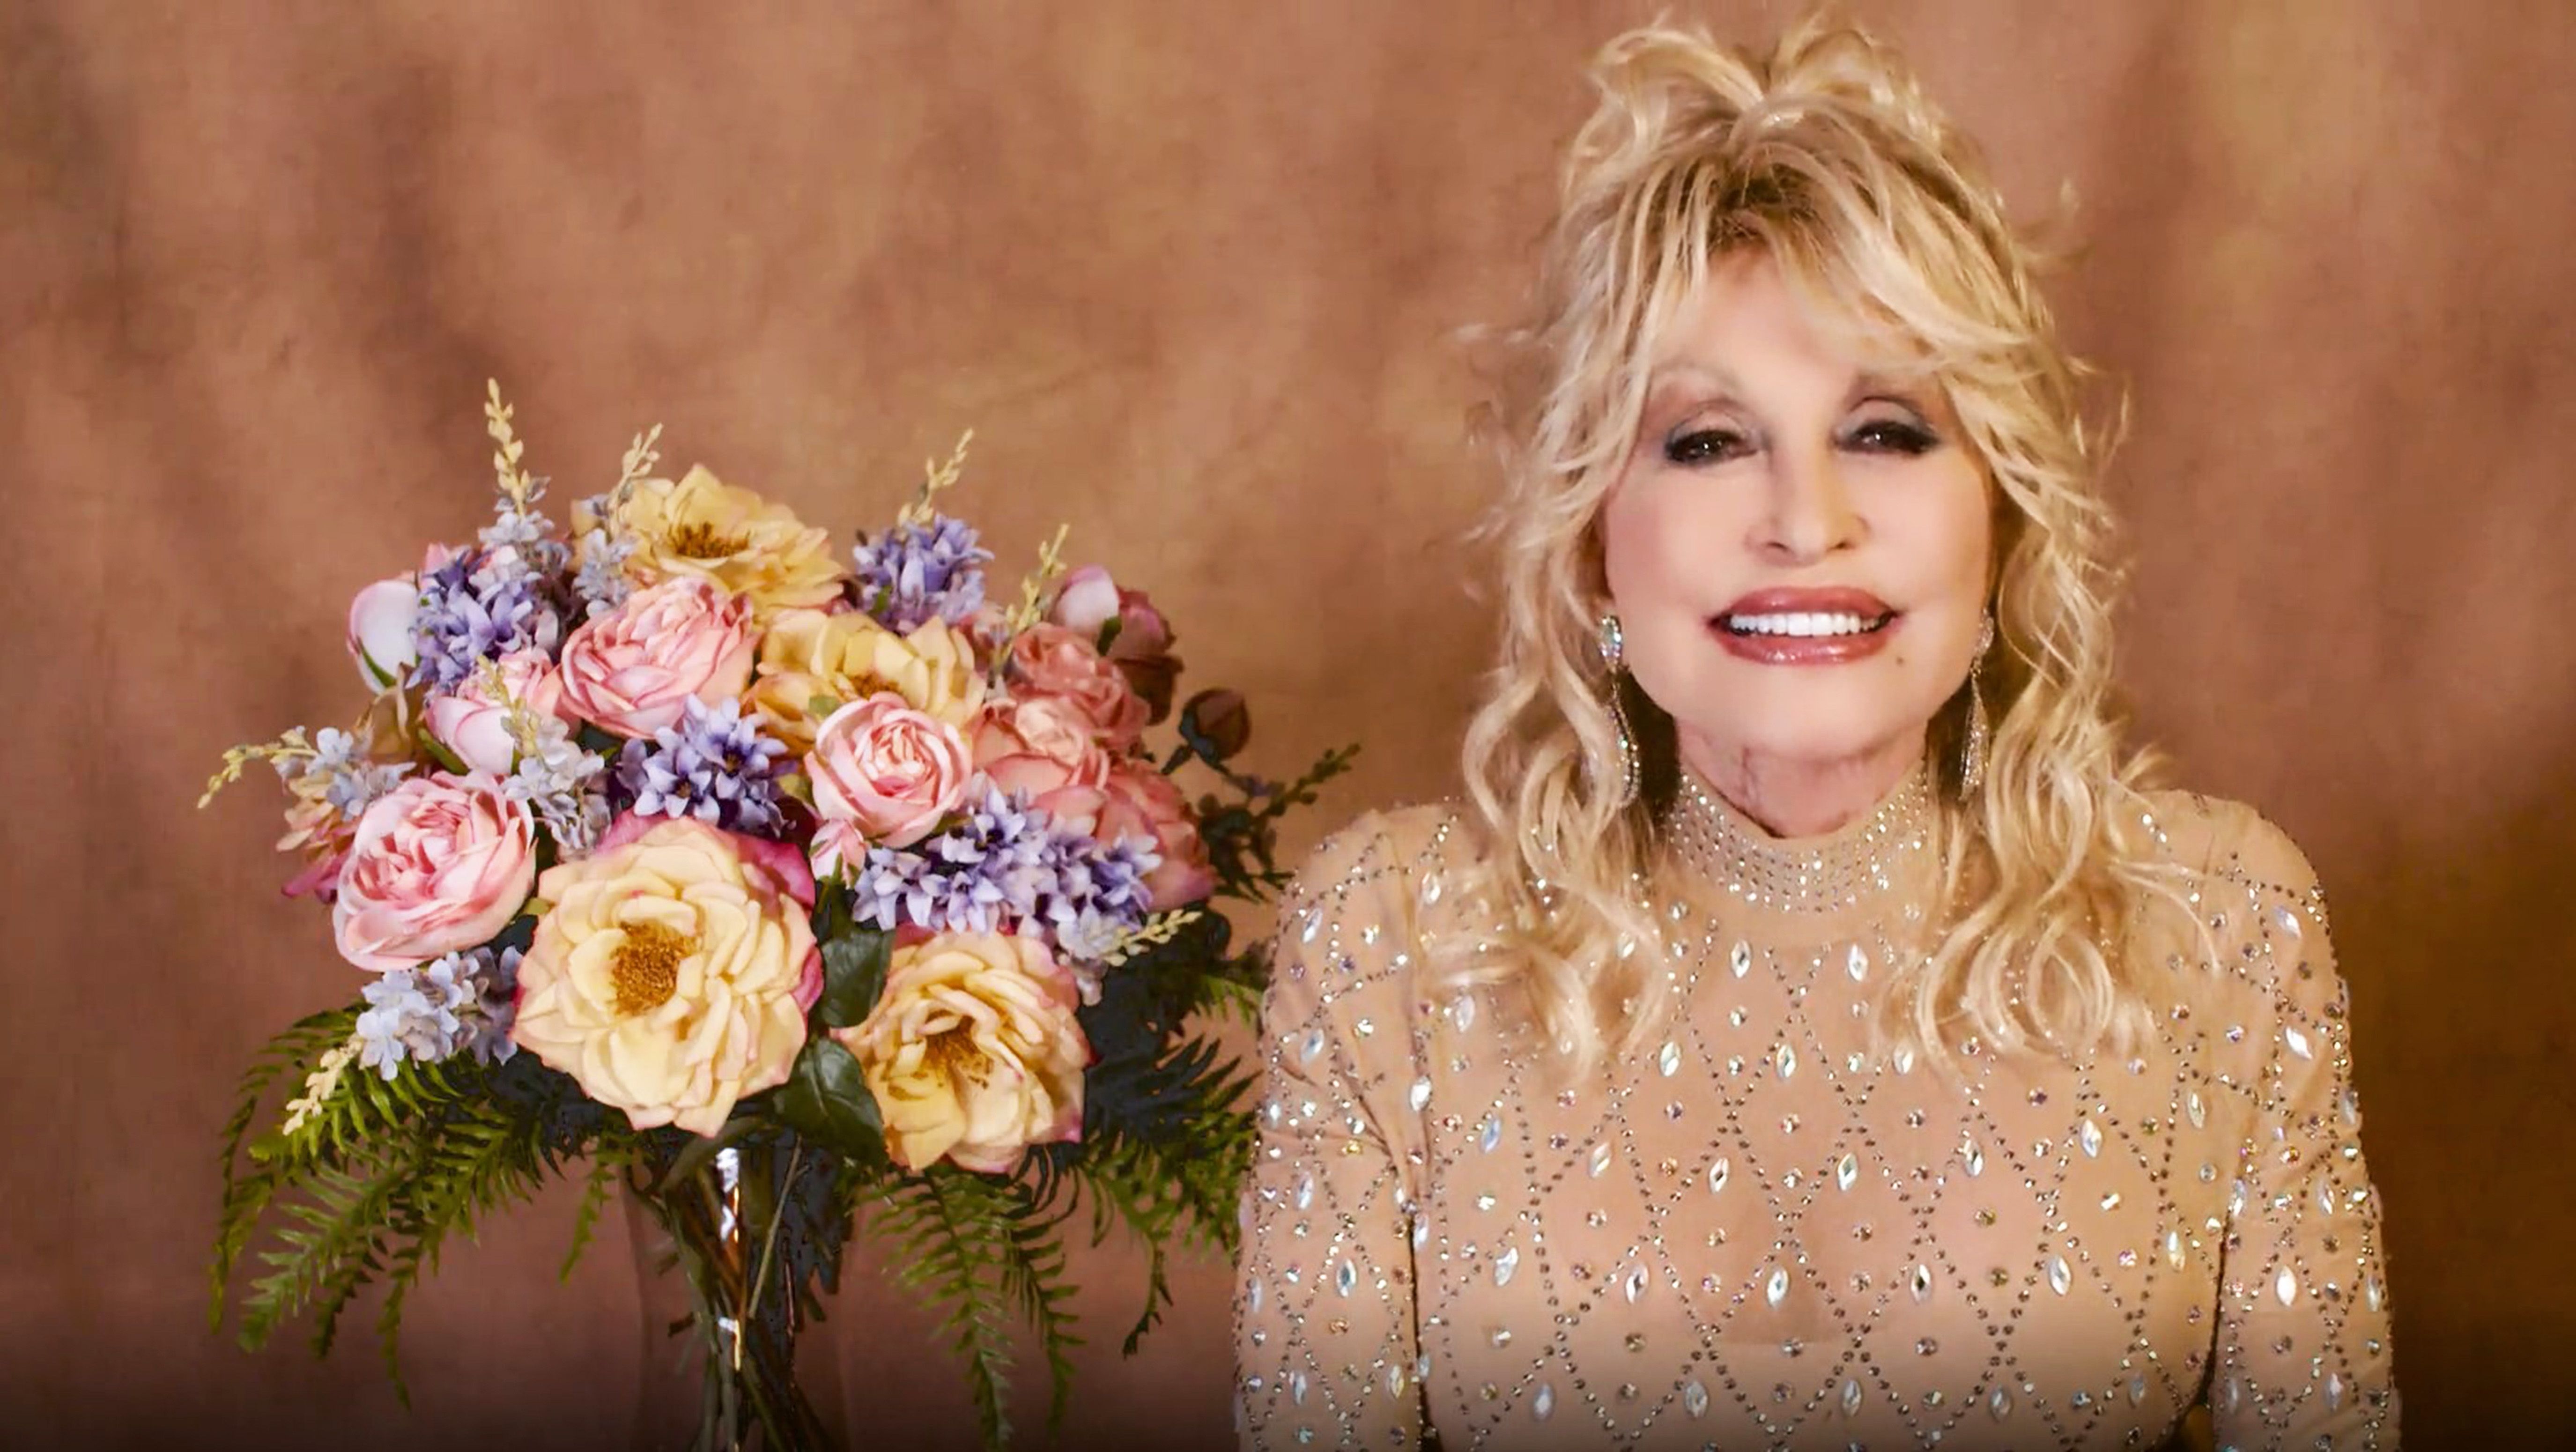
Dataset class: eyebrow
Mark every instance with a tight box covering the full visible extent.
[1643,362,1929,412]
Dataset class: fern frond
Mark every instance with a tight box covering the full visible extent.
[869,1170,1017,1448]
[868,1166,1084,1449]
[374,1105,554,1403]
[212,1008,360,1325]
[561,1147,623,1282]
[236,1133,419,1357]
[263,1051,473,1181]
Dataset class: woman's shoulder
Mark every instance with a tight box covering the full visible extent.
[1283,800,1493,902]
[2133,786,2325,897]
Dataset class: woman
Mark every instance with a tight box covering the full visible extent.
[1233,15,2395,1452]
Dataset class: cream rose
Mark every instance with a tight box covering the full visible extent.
[745,607,985,755]
[610,465,845,619]
[557,577,758,738]
[332,773,537,972]
[1007,623,1148,747]
[423,649,573,777]
[807,696,975,873]
[511,815,823,1136]
[836,932,1088,1174]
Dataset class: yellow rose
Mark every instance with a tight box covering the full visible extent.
[511,816,823,1136]
[745,607,987,756]
[614,465,845,619]
[836,932,1088,1174]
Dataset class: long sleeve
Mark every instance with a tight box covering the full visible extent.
[1234,815,1430,1451]
[2209,812,2400,1450]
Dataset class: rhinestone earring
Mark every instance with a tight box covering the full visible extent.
[1597,613,1641,808]
[1960,612,1995,794]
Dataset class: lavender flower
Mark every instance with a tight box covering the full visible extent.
[503,714,610,854]
[569,491,639,618]
[611,697,791,835]
[353,947,521,1078]
[849,786,1160,970]
[851,514,992,631]
[457,946,523,1065]
[296,726,411,816]
[410,548,567,692]
[477,476,570,580]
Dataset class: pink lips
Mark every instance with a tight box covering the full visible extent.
[1711,586,1901,666]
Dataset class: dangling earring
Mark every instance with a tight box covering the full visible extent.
[1597,613,1641,808]
[1960,612,1995,794]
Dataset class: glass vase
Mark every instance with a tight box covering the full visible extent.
[627,1140,844,1451]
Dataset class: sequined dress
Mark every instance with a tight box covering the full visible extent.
[1232,771,2396,1451]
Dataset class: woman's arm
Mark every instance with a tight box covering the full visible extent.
[1234,815,1429,1451]
[2210,813,2399,1449]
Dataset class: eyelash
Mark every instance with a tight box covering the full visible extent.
[1662,419,1941,466]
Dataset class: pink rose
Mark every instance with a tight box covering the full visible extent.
[556,577,757,737]
[1048,567,1180,723]
[424,649,573,776]
[346,577,420,691]
[1007,623,1149,747]
[331,773,537,972]
[807,696,975,870]
[969,697,1112,824]
[1095,760,1217,909]
[1051,565,1124,637]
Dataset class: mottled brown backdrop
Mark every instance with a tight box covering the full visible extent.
[7,0,2571,1447]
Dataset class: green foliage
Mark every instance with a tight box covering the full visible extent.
[560,1151,622,1282]
[213,1022,619,1403]
[1195,741,1362,903]
[812,922,891,1030]
[775,1037,886,1166]
[211,1007,358,1328]
[866,1168,1081,1450]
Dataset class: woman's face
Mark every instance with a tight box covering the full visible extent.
[1600,250,1993,794]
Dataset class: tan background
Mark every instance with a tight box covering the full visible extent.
[7,0,2572,1446]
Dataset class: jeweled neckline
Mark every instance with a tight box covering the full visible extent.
[1661,761,1937,917]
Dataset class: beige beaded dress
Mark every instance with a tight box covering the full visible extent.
[1232,769,2396,1451]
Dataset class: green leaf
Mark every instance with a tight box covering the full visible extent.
[415,728,469,775]
[814,926,892,1030]
[773,1037,884,1161]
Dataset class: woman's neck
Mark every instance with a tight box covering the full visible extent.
[1674,727,1926,839]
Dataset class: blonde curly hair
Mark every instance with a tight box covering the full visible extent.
[1450,13,2189,1079]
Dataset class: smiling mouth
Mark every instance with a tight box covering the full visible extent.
[1717,610,1898,638]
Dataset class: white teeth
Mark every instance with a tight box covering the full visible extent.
[1725,611,1879,637]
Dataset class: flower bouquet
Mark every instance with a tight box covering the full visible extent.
[204,385,1355,1449]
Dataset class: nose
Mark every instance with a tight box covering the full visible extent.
[1753,440,1862,563]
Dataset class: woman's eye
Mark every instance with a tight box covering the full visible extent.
[1665,427,1749,466]
[1848,419,1940,456]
